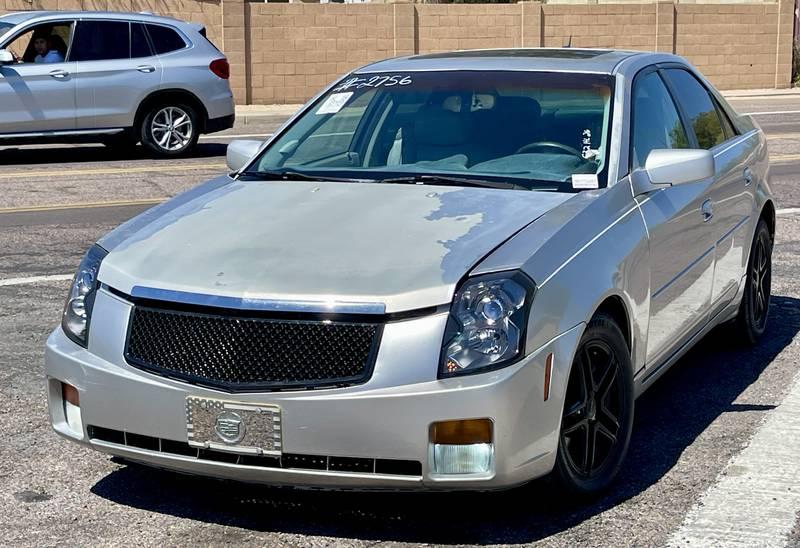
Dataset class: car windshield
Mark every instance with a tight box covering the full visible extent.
[251,70,615,190]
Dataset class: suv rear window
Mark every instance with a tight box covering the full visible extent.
[146,24,186,55]
[70,20,130,61]
[131,22,153,58]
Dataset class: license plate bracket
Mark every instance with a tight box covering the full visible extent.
[186,397,282,456]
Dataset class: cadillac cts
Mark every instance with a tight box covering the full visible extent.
[46,49,774,494]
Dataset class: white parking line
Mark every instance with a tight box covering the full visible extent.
[0,274,73,287]
[198,133,271,141]
[778,208,800,216]
[743,110,800,116]
[668,367,800,548]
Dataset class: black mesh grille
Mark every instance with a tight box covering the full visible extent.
[124,305,382,391]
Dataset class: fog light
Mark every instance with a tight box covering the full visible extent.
[430,419,493,475]
[61,382,82,434]
[432,443,493,474]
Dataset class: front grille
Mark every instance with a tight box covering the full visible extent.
[88,426,422,477]
[124,304,382,392]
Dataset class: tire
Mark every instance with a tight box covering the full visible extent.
[139,103,200,158]
[734,219,773,344]
[552,314,635,496]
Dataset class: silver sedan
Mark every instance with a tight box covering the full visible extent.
[46,48,774,495]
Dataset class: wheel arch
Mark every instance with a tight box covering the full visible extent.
[759,199,776,243]
[592,294,632,355]
[134,89,210,135]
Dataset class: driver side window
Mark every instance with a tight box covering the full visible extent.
[4,22,72,64]
[631,71,689,169]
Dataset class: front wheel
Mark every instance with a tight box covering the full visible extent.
[140,104,199,157]
[552,314,634,495]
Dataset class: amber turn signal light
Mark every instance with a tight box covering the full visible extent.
[430,419,492,445]
[62,382,80,407]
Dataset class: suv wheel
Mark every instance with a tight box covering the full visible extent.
[552,314,634,496]
[140,104,199,157]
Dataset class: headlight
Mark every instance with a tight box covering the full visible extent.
[439,271,535,378]
[62,244,107,347]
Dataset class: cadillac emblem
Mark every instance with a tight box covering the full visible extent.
[214,411,245,444]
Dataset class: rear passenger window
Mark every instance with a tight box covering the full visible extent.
[715,101,737,140]
[131,23,152,58]
[631,71,689,168]
[146,24,186,55]
[663,69,726,149]
[70,20,130,62]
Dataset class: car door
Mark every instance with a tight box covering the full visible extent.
[0,20,77,134]
[661,68,756,317]
[71,20,163,130]
[630,68,717,368]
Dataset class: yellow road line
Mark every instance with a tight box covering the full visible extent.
[0,198,166,214]
[0,162,226,180]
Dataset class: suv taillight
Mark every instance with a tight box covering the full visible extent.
[209,59,230,79]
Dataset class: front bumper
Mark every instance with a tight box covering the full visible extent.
[46,288,582,490]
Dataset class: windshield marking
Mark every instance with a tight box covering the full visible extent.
[333,74,413,92]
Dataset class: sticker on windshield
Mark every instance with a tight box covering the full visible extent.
[332,75,413,93]
[572,174,599,190]
[316,92,354,115]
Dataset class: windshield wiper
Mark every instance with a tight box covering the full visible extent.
[378,174,529,190]
[238,169,375,183]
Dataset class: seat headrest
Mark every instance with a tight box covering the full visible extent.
[413,108,471,146]
[495,96,542,120]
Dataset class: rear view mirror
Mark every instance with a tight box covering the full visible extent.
[631,149,715,196]
[0,49,14,65]
[226,139,263,172]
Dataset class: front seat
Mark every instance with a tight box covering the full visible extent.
[407,106,473,165]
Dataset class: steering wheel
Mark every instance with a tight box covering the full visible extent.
[515,141,583,157]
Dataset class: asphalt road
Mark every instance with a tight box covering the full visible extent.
[1,97,800,547]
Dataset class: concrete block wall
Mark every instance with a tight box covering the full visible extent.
[245,2,406,104]
[1,0,794,103]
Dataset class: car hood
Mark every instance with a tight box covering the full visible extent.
[98,178,572,313]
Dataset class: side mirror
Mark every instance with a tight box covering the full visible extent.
[0,49,14,65]
[631,148,715,196]
[226,139,263,172]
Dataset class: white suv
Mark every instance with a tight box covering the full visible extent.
[0,11,235,156]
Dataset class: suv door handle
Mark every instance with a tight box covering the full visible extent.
[701,199,713,222]
[744,167,753,186]
[137,65,156,73]
[49,69,69,79]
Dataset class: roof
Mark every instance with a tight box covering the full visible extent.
[357,48,648,75]
[0,10,189,27]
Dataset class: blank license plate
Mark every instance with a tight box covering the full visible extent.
[186,397,282,456]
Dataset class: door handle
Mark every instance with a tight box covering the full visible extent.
[137,65,156,73]
[743,167,753,186]
[49,69,69,79]
[701,199,713,222]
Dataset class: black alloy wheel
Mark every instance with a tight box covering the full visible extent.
[735,218,773,344]
[554,314,634,495]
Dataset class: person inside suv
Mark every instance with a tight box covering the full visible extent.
[32,30,64,63]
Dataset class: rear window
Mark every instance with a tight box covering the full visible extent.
[146,24,186,55]
[70,20,130,62]
[131,23,152,58]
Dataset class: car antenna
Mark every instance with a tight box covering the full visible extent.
[564,35,572,48]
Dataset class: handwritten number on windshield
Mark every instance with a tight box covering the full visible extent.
[333,75,413,92]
